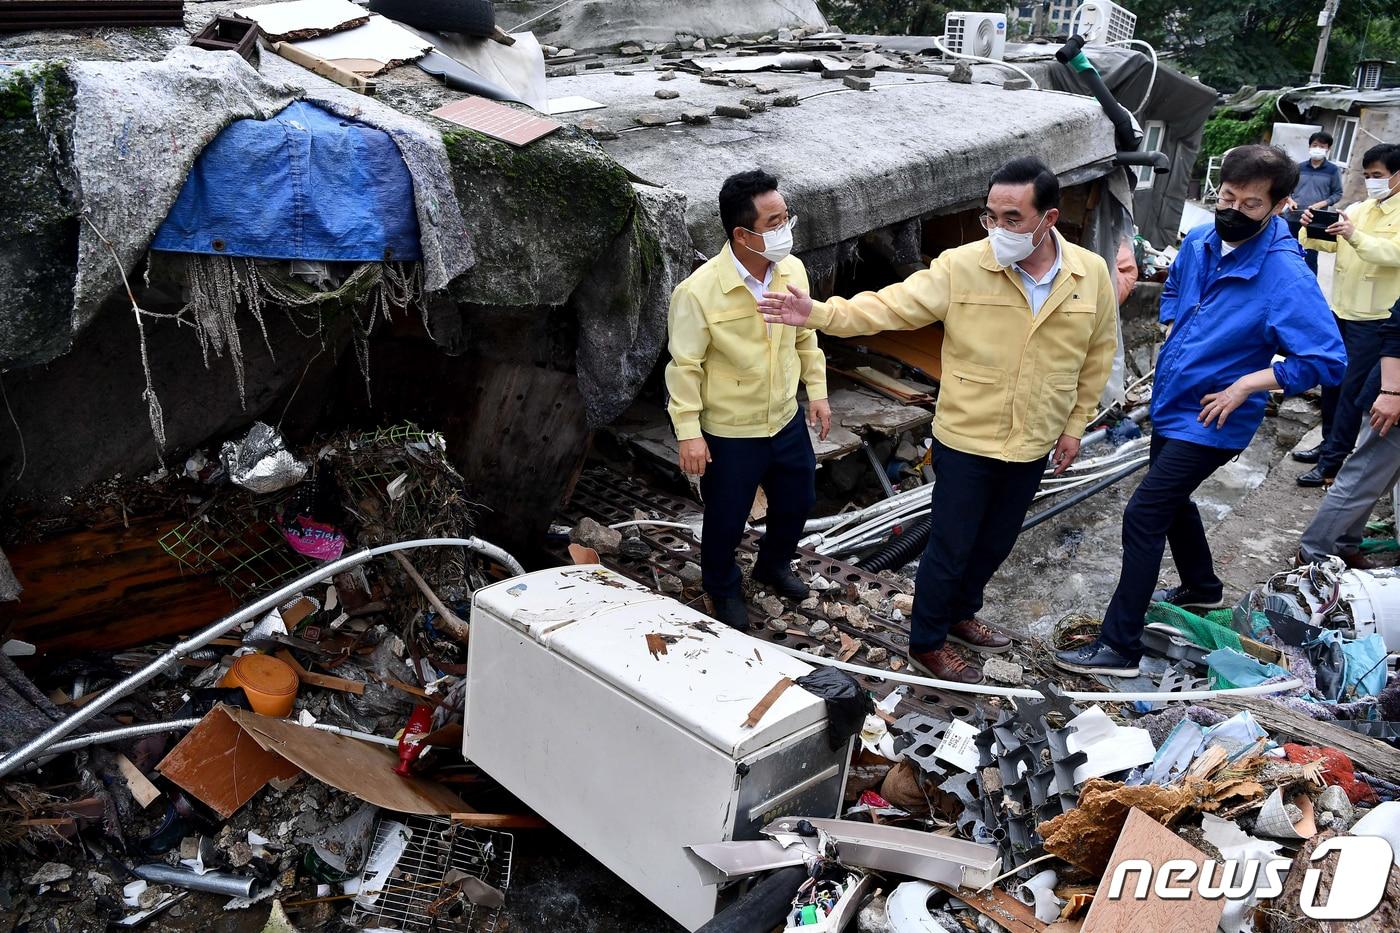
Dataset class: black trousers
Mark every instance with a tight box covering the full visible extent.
[909,440,1045,654]
[1099,433,1242,660]
[1319,316,1386,474]
[699,411,816,599]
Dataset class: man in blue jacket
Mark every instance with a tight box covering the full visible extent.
[1056,145,1347,677]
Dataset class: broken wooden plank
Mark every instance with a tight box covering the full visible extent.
[115,753,161,809]
[274,650,365,695]
[450,812,550,830]
[1202,693,1400,778]
[934,883,1044,933]
[742,677,793,728]
[273,40,376,94]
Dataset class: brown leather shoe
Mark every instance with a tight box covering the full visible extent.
[1295,547,1374,570]
[947,617,1013,654]
[909,644,983,684]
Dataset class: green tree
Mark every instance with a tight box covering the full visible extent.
[817,1,1006,37]
[1128,0,1400,92]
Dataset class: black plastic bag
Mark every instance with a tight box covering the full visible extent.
[795,666,873,752]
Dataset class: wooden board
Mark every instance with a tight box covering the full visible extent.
[1202,693,1400,779]
[1,514,239,660]
[1083,807,1224,933]
[157,706,302,819]
[609,381,934,468]
[846,324,945,382]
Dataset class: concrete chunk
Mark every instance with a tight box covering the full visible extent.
[714,104,752,119]
[773,93,801,107]
[655,88,680,100]
[842,76,872,91]
[634,112,673,126]
[680,109,712,125]
[739,97,769,113]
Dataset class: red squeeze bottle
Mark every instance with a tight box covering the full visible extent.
[394,704,434,776]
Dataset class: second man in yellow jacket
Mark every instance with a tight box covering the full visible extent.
[760,157,1118,683]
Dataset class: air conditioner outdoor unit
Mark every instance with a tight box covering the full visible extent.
[1077,0,1136,45]
[945,12,1007,61]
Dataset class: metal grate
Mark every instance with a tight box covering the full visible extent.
[351,814,514,932]
[159,507,318,599]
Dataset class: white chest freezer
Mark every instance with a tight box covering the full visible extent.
[464,566,849,931]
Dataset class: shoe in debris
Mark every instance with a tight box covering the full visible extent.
[1296,464,1334,487]
[709,595,751,630]
[908,644,983,684]
[752,564,809,600]
[1292,443,1322,464]
[946,617,1012,654]
[1053,639,1140,677]
[1151,583,1226,611]
[1296,546,1373,571]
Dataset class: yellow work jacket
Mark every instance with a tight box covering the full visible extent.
[807,232,1117,462]
[1300,195,1400,321]
[666,243,827,440]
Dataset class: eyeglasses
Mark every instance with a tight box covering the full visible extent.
[979,210,1040,234]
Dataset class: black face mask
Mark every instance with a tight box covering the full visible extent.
[1214,207,1271,244]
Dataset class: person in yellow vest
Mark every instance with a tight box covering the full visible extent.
[1296,143,1400,486]
[759,157,1117,683]
[665,170,831,630]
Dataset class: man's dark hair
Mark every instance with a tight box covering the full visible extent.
[1362,143,1400,173]
[1308,131,1333,147]
[719,169,780,240]
[1219,145,1299,203]
[988,156,1060,212]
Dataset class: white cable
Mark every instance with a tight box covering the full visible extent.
[1110,39,1158,115]
[607,520,699,533]
[932,35,1040,90]
[773,644,1304,702]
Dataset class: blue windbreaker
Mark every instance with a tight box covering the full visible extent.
[1152,216,1345,449]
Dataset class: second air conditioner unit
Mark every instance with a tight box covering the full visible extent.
[1076,1,1137,45]
[945,11,1007,61]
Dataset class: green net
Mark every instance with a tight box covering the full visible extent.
[1144,601,1243,653]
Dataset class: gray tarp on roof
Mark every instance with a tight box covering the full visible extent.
[1013,44,1216,248]
[1285,87,1400,112]
[495,0,827,50]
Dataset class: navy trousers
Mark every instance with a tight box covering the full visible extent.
[909,440,1045,654]
[1099,433,1242,661]
[700,411,816,599]
[1319,316,1386,475]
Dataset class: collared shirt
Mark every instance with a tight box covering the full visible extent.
[1293,159,1344,209]
[806,229,1118,462]
[730,250,774,301]
[1300,194,1400,321]
[666,243,827,440]
[1013,236,1062,316]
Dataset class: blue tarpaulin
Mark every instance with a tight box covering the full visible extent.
[152,101,421,262]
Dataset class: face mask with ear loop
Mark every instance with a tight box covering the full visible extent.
[988,213,1050,268]
[1366,175,1398,201]
[741,216,797,263]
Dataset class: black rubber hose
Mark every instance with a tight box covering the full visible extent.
[862,514,934,573]
[1020,459,1149,532]
[696,866,807,933]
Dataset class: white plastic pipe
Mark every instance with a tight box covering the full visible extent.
[0,536,522,779]
[30,718,400,762]
[771,643,1304,702]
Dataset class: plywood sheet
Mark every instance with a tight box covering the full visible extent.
[1082,807,1224,933]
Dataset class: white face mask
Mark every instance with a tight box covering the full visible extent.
[1309,147,1329,162]
[988,214,1049,268]
[1366,175,1396,200]
[742,216,797,263]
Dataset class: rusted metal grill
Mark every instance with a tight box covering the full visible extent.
[351,815,513,933]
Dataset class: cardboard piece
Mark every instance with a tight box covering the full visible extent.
[157,706,301,819]
[292,14,433,75]
[236,0,366,42]
[223,707,469,815]
[158,705,468,819]
[1082,808,1225,933]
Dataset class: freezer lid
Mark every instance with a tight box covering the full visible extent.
[471,565,665,641]
[542,588,825,758]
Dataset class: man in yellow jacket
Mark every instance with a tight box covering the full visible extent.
[665,170,832,630]
[1297,143,1400,486]
[760,157,1117,683]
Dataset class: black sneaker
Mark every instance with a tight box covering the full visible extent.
[752,564,809,600]
[1296,464,1334,487]
[1151,584,1226,611]
[710,596,752,631]
[1292,444,1322,464]
[1054,640,1140,677]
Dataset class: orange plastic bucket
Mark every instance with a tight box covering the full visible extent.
[220,654,299,718]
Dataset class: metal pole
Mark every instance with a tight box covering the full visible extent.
[0,536,522,779]
[1310,0,1342,84]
